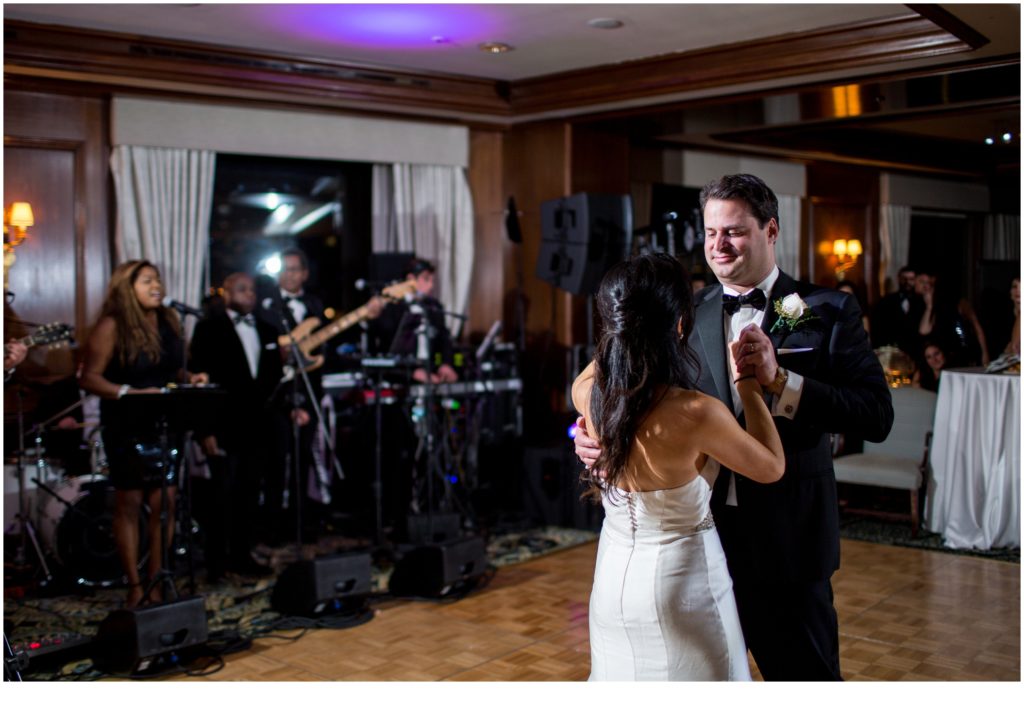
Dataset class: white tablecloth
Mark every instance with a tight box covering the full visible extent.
[925,369,1020,549]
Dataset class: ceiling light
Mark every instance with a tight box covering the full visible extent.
[1002,132,1013,142]
[431,35,450,44]
[984,137,995,145]
[478,42,513,54]
[587,18,624,30]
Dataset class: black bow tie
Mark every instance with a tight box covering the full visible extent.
[722,288,767,315]
[234,313,255,326]
[282,293,304,303]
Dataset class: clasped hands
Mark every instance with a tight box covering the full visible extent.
[574,323,777,472]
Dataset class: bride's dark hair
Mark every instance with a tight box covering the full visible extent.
[586,252,699,498]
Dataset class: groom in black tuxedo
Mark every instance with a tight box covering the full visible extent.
[576,173,893,680]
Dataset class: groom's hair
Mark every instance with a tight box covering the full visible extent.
[699,173,779,230]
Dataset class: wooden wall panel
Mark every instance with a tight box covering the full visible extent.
[3,91,111,377]
[465,129,506,342]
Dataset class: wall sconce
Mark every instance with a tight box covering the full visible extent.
[4,201,35,286]
[820,237,862,280]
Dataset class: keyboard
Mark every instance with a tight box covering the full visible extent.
[407,377,522,399]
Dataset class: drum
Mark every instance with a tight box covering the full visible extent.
[38,474,146,586]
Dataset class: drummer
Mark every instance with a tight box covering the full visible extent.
[79,260,208,608]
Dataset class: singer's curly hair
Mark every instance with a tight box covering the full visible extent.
[99,259,180,365]
[585,252,699,500]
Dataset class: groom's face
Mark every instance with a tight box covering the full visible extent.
[703,197,777,291]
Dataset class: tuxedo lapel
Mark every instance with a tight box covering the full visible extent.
[764,270,799,351]
[692,285,732,410]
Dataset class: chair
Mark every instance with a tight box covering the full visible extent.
[833,386,937,536]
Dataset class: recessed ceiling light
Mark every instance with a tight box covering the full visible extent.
[587,18,624,30]
[478,42,514,54]
[431,35,451,44]
[984,137,995,145]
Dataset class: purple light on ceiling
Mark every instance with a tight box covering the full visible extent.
[265,4,500,50]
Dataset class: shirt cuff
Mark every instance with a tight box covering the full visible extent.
[771,370,804,419]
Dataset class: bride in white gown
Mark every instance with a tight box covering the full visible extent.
[572,253,784,681]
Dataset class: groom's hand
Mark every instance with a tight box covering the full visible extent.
[734,324,779,386]
[573,416,603,474]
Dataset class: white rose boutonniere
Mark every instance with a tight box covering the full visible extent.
[770,293,817,333]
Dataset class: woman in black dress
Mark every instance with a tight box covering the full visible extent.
[80,260,207,607]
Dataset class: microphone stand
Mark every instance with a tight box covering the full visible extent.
[277,307,343,554]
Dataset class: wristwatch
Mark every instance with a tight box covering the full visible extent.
[764,367,789,396]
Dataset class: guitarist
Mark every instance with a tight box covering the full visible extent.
[3,340,27,381]
[257,247,327,343]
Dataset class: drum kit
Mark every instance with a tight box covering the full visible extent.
[6,387,224,591]
[5,393,131,588]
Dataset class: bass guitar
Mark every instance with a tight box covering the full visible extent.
[278,279,418,372]
[8,322,74,351]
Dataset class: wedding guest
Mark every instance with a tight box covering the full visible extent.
[836,280,870,335]
[576,174,893,680]
[1005,276,1020,357]
[79,260,207,608]
[913,340,947,392]
[917,272,989,367]
[870,265,922,354]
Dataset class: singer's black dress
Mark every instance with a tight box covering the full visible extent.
[100,316,184,490]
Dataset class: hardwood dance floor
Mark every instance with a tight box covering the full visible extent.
[169,537,1020,682]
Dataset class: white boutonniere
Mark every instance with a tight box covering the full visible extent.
[770,293,817,333]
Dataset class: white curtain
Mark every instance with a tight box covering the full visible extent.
[110,145,216,334]
[371,163,475,336]
[879,204,912,296]
[983,214,1021,260]
[775,194,802,278]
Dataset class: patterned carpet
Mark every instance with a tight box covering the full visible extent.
[3,525,597,680]
[839,516,1020,563]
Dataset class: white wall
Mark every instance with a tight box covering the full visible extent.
[112,96,469,167]
[881,172,989,212]
[679,151,806,198]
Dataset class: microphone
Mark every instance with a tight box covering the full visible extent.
[162,297,203,317]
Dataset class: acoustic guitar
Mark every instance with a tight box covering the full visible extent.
[278,279,418,372]
[8,322,74,352]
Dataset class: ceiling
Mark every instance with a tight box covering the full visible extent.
[3,3,1020,179]
[3,3,912,82]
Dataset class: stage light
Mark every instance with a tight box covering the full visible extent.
[259,253,282,275]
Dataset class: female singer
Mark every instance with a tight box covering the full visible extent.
[80,260,207,608]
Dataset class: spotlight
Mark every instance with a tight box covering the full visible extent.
[1002,132,1013,143]
[259,253,282,275]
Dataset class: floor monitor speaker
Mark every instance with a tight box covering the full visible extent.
[389,536,487,598]
[92,596,208,673]
[271,552,372,616]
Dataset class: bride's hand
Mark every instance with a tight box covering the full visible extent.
[573,416,604,475]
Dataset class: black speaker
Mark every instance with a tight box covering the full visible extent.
[406,512,461,544]
[536,192,633,296]
[523,446,603,530]
[92,596,208,673]
[271,552,372,616]
[389,536,488,598]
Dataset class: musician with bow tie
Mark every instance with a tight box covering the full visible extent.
[257,247,327,339]
[189,272,287,579]
[371,257,459,384]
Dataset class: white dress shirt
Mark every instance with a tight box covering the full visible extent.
[281,288,307,323]
[715,266,805,505]
[228,309,260,379]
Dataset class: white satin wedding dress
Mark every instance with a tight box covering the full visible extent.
[588,475,751,681]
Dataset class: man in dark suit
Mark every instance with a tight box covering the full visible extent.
[190,272,283,578]
[575,173,893,680]
[870,265,924,355]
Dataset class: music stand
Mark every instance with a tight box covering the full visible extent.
[120,387,226,605]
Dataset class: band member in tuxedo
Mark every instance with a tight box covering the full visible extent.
[576,174,893,680]
[79,260,208,608]
[255,247,333,542]
[257,247,326,336]
[371,258,458,384]
[189,272,289,579]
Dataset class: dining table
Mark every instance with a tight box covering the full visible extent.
[925,367,1020,550]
